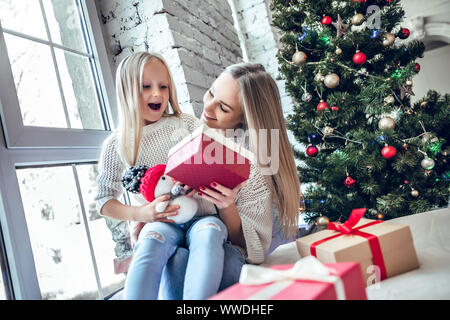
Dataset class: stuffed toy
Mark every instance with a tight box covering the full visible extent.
[122,164,198,224]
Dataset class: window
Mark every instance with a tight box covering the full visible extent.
[0,226,13,300]
[16,164,125,299]
[0,0,121,299]
[0,0,117,148]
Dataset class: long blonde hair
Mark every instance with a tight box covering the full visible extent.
[115,52,181,166]
[225,63,301,239]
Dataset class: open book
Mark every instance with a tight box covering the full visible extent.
[165,125,255,191]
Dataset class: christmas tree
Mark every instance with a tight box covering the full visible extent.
[271,0,450,224]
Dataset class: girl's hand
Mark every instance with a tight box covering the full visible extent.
[197,181,247,209]
[134,194,179,223]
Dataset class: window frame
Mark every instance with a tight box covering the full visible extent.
[0,0,119,300]
[0,0,118,149]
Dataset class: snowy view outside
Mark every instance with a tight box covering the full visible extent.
[0,0,103,129]
[0,0,126,299]
[16,165,125,299]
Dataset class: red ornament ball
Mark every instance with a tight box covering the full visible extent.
[414,63,421,73]
[317,100,330,111]
[344,176,356,188]
[306,145,319,157]
[397,28,410,40]
[331,105,339,111]
[353,51,367,65]
[321,16,332,25]
[381,145,397,159]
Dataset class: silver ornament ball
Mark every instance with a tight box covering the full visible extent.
[302,92,312,102]
[324,73,340,88]
[378,117,396,132]
[421,157,435,170]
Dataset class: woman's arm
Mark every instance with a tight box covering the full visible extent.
[218,204,246,248]
[197,181,247,247]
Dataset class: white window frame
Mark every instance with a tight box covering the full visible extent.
[0,0,118,300]
[0,0,118,148]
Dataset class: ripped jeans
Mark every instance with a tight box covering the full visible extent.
[158,208,291,299]
[124,215,228,300]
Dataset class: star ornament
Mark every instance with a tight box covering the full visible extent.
[332,14,349,38]
[399,83,415,100]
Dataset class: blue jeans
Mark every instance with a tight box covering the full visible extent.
[158,212,291,299]
[159,240,246,299]
[124,215,228,300]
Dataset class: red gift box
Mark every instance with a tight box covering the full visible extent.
[165,125,255,190]
[209,257,367,300]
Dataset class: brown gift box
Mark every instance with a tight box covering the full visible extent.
[296,218,419,286]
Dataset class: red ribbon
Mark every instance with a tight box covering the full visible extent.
[310,208,387,281]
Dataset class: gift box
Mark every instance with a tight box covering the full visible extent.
[296,209,419,286]
[210,256,367,300]
[165,125,255,191]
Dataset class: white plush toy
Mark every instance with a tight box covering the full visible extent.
[122,164,198,224]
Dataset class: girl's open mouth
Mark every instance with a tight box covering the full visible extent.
[148,103,161,111]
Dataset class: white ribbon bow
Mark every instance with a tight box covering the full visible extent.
[239,256,346,300]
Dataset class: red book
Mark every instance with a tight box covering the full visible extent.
[165,125,255,191]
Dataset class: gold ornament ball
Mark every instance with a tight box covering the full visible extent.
[406,80,413,86]
[323,126,334,136]
[324,73,340,88]
[411,189,419,197]
[316,216,330,228]
[384,95,395,104]
[420,101,428,107]
[352,13,365,26]
[377,213,385,220]
[382,33,396,47]
[442,146,450,156]
[378,116,396,132]
[421,132,435,144]
[292,51,307,65]
[315,73,325,82]
[335,47,343,55]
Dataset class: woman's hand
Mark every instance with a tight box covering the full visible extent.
[133,194,179,223]
[197,181,247,209]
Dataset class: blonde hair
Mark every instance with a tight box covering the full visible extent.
[115,52,181,166]
[225,63,301,239]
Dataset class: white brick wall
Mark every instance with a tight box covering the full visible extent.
[95,0,242,117]
[230,0,301,152]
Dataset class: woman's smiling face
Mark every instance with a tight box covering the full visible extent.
[140,59,170,125]
[202,71,244,130]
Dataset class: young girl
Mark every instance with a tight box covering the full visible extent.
[95,52,229,300]
[161,62,302,298]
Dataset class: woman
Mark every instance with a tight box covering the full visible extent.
[159,62,301,299]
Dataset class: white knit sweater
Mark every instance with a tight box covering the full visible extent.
[95,113,273,264]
